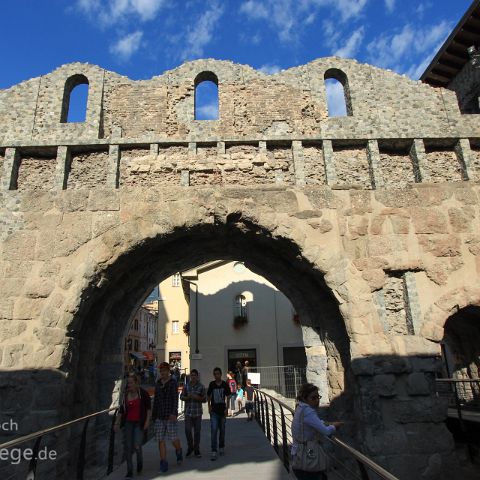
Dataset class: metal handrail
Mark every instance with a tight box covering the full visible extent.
[0,407,116,450]
[436,378,480,384]
[0,392,158,480]
[254,388,399,480]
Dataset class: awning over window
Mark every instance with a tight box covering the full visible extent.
[130,352,146,360]
[143,351,155,361]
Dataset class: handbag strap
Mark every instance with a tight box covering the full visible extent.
[293,405,321,445]
[293,406,306,445]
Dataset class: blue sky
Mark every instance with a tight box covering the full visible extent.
[0,0,474,117]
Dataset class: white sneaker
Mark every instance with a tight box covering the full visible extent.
[219,448,225,456]
[211,451,217,461]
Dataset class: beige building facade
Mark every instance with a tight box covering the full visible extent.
[157,273,190,370]
[158,261,305,379]
[180,261,304,381]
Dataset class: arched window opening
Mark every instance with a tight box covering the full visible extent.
[324,69,352,117]
[61,74,89,123]
[194,71,219,120]
[234,294,248,319]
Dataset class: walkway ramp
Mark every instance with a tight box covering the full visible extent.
[107,412,290,479]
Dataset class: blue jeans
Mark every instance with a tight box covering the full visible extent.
[124,421,143,474]
[210,412,226,452]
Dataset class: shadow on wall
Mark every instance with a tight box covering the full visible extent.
[0,351,467,480]
[326,353,460,480]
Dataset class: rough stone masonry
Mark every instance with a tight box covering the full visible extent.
[0,57,479,479]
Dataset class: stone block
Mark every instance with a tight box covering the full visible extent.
[374,374,397,397]
[392,397,447,423]
[88,189,120,211]
[351,357,374,376]
[0,320,27,340]
[406,372,430,396]
[411,208,447,234]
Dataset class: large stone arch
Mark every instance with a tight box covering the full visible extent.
[53,207,362,419]
[421,286,480,342]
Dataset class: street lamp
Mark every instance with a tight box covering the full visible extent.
[468,45,480,68]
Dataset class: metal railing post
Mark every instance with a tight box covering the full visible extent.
[77,417,90,480]
[107,410,118,475]
[271,399,278,454]
[26,436,42,480]
[279,403,290,471]
[265,395,271,442]
[357,460,371,480]
[260,392,266,432]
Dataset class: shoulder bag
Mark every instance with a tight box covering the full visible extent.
[291,408,328,472]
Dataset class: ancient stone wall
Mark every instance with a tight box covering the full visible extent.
[0,58,480,480]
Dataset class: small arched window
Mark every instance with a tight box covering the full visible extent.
[194,71,219,120]
[234,294,247,319]
[61,74,89,123]
[324,69,352,117]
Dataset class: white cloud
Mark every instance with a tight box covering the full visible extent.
[367,20,451,75]
[332,0,369,22]
[197,102,219,119]
[325,80,347,116]
[333,27,364,58]
[384,0,395,13]
[239,0,369,43]
[77,0,165,25]
[258,64,281,74]
[110,31,143,60]
[181,3,224,59]
[239,0,269,19]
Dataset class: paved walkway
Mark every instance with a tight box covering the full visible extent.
[108,411,291,479]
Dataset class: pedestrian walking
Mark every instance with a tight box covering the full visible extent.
[233,361,243,386]
[152,361,183,473]
[180,369,206,458]
[226,372,237,416]
[291,383,342,480]
[241,360,250,388]
[244,378,256,421]
[116,373,151,479]
[235,383,244,413]
[207,367,231,461]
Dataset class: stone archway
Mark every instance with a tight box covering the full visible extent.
[68,218,353,419]
[421,287,480,343]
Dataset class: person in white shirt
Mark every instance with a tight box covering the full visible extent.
[291,383,342,480]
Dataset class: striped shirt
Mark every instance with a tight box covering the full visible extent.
[180,381,206,417]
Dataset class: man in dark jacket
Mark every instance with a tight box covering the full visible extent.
[152,362,183,473]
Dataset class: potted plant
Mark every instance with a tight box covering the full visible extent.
[233,315,248,329]
[183,321,190,336]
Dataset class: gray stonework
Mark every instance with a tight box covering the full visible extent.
[0,57,479,479]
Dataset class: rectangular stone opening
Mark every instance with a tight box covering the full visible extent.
[332,142,371,189]
[15,148,57,192]
[266,143,294,185]
[423,141,464,183]
[378,142,415,189]
[68,148,109,189]
[302,141,326,185]
[376,271,415,336]
[119,146,181,187]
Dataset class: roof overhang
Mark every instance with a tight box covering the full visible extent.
[421,0,480,88]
